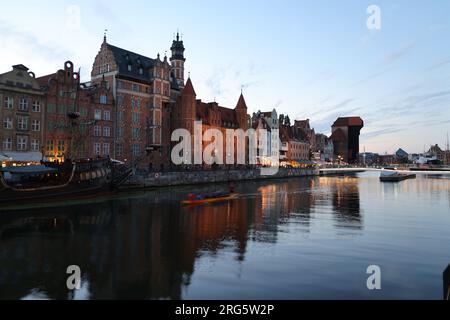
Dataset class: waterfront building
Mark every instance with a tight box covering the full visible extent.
[38,61,114,162]
[427,144,445,164]
[91,34,178,169]
[315,133,334,162]
[331,117,364,164]
[173,78,249,168]
[293,119,316,151]
[279,124,311,164]
[396,148,409,160]
[0,65,46,165]
[252,110,280,165]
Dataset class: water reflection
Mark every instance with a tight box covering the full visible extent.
[0,175,368,300]
[4,173,448,299]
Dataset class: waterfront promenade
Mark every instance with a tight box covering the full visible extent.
[125,167,319,188]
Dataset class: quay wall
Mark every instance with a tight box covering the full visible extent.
[125,168,319,188]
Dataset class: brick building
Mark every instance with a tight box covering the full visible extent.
[0,64,46,164]
[279,124,310,162]
[91,33,250,171]
[173,78,249,167]
[294,119,316,151]
[38,61,114,162]
[331,117,364,164]
[91,34,181,169]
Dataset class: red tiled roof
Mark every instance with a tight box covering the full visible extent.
[236,93,247,109]
[332,117,364,127]
[37,73,56,87]
[196,102,239,127]
[183,78,196,96]
[294,119,310,129]
[218,106,238,125]
[279,125,293,142]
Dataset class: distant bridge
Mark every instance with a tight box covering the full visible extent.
[319,167,450,176]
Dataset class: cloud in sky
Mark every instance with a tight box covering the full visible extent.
[382,41,416,64]
[0,0,449,154]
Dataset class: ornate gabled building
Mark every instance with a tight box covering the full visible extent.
[91,33,184,169]
[38,61,114,162]
[293,119,316,151]
[91,32,251,170]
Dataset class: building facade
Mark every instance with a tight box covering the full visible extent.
[173,78,249,168]
[315,133,334,162]
[38,61,114,162]
[0,64,46,164]
[331,117,364,164]
[91,34,182,170]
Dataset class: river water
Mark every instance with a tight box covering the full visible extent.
[0,172,449,300]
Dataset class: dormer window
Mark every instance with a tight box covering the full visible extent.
[139,67,143,75]
[127,64,132,72]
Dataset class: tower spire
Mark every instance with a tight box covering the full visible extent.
[171,30,186,89]
[103,29,108,43]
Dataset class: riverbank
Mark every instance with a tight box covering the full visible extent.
[123,167,319,189]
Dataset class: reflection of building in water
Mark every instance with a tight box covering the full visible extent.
[0,176,358,300]
[0,195,254,300]
[318,176,363,229]
[253,178,316,241]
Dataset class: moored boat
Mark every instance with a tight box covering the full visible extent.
[0,157,132,205]
[379,170,416,182]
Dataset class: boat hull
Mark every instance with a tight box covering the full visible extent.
[380,174,416,182]
[0,158,132,206]
[181,194,238,206]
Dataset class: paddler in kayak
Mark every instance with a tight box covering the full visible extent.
[184,185,237,205]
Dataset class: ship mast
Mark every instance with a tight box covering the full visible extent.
[68,67,82,161]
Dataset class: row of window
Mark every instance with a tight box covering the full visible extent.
[46,140,66,153]
[2,137,40,151]
[115,143,140,157]
[93,143,110,156]
[93,125,111,137]
[116,95,160,110]
[46,104,76,115]
[2,117,40,131]
[3,97,41,112]
[94,109,111,121]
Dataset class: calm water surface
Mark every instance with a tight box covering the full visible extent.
[0,172,449,300]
